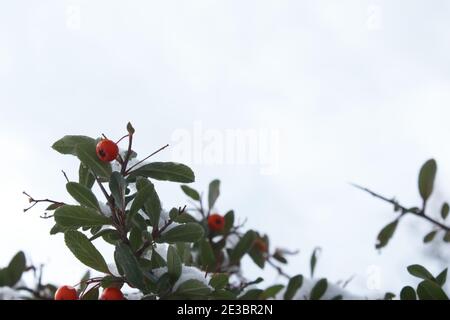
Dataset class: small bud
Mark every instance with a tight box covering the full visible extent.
[127,122,135,135]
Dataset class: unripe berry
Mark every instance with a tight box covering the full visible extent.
[96,139,119,162]
[208,213,225,232]
[54,285,78,300]
[100,287,124,300]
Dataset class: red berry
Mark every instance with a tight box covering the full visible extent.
[54,285,78,300]
[96,139,119,162]
[100,287,124,300]
[208,214,225,232]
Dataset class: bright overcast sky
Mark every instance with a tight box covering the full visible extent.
[1,0,450,297]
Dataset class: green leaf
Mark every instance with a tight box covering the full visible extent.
[64,230,109,273]
[175,279,211,299]
[260,285,284,300]
[167,246,182,282]
[418,159,437,202]
[211,289,237,300]
[423,230,437,243]
[384,292,396,300]
[284,275,303,300]
[55,205,111,229]
[79,163,95,189]
[89,229,119,242]
[416,280,449,300]
[158,223,204,244]
[209,274,229,290]
[441,203,449,220]
[50,224,66,235]
[436,268,448,286]
[79,271,91,292]
[100,275,124,289]
[66,182,100,210]
[407,264,435,281]
[52,135,96,155]
[199,239,216,270]
[114,243,146,290]
[230,230,256,263]
[375,219,399,249]
[239,289,264,300]
[5,251,27,287]
[310,247,321,278]
[273,251,287,264]
[444,231,450,243]
[81,287,99,300]
[310,278,328,300]
[129,227,143,252]
[76,143,112,179]
[46,203,63,211]
[208,180,220,210]
[134,178,161,227]
[224,210,235,232]
[151,250,167,269]
[109,172,127,210]
[173,212,197,224]
[249,246,265,269]
[400,286,417,300]
[181,185,200,201]
[127,122,135,135]
[128,162,195,183]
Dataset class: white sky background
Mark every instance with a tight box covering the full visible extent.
[1,0,450,297]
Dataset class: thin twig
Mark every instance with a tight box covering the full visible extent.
[351,183,450,232]
[121,133,134,175]
[125,144,169,175]
[267,259,290,279]
[61,170,70,183]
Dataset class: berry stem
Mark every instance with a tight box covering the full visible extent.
[124,143,169,175]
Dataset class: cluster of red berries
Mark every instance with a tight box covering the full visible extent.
[96,139,119,162]
[54,285,124,300]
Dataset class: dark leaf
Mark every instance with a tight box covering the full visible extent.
[209,274,229,290]
[436,268,448,286]
[128,162,195,183]
[416,280,449,300]
[55,205,111,229]
[114,243,146,291]
[158,223,204,244]
[260,285,284,300]
[66,182,100,210]
[180,185,200,201]
[310,247,321,278]
[284,275,303,300]
[175,279,211,299]
[75,143,112,179]
[64,230,109,273]
[229,230,257,263]
[208,180,220,210]
[167,246,182,282]
[310,278,328,300]
[407,264,435,281]
[79,163,95,189]
[52,135,96,155]
[400,286,417,300]
[375,219,399,249]
[109,172,127,210]
[423,230,437,243]
[441,203,449,220]
[418,159,437,202]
